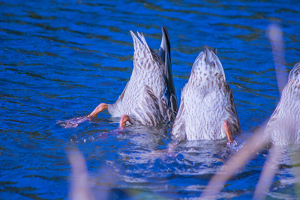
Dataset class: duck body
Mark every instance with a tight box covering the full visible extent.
[172,46,240,142]
[107,28,177,127]
[265,62,300,146]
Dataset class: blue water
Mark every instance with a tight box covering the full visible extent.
[1,0,300,199]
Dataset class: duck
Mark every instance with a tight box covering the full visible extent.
[172,46,240,144]
[264,62,300,146]
[201,62,300,199]
[201,26,299,199]
[88,26,178,127]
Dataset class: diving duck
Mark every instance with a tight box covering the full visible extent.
[201,62,300,199]
[172,46,240,144]
[264,62,300,146]
[88,27,178,127]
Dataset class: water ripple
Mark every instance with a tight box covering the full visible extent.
[1,0,300,199]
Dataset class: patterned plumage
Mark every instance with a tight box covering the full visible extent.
[172,46,240,142]
[264,62,300,146]
[107,27,178,126]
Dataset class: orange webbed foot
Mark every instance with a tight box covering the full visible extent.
[223,121,234,144]
[88,103,108,119]
[119,114,131,128]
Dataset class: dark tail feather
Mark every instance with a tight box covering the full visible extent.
[159,26,178,117]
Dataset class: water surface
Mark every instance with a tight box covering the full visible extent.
[1,0,300,199]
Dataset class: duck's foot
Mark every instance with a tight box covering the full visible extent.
[57,103,108,128]
[88,103,108,118]
[119,114,131,128]
[57,116,90,128]
[223,120,234,143]
[223,121,242,149]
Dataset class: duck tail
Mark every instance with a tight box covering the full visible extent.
[158,26,169,62]
[159,26,178,114]
[130,30,153,60]
[137,31,151,53]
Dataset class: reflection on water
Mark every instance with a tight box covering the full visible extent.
[1,0,300,199]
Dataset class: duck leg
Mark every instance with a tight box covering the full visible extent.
[58,103,108,128]
[223,121,234,144]
[88,103,108,118]
[119,114,131,128]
